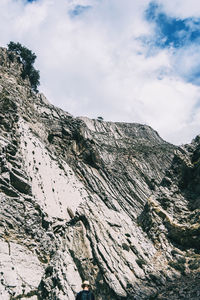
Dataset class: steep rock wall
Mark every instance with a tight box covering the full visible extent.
[0,47,200,299]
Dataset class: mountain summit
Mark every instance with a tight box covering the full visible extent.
[0,47,200,299]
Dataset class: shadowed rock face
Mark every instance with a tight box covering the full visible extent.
[0,47,199,300]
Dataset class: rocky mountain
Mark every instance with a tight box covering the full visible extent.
[0,47,199,300]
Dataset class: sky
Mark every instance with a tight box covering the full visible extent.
[1,0,200,145]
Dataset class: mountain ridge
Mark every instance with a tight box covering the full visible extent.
[0,46,200,300]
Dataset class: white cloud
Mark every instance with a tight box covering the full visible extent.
[0,0,200,145]
[171,44,200,85]
[156,0,200,19]
[137,78,200,144]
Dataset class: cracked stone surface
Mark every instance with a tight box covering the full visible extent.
[0,47,200,299]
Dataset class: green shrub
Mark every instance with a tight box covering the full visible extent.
[188,259,200,270]
[8,52,14,62]
[97,116,104,121]
[8,41,40,92]
[168,260,185,274]
[122,243,130,251]
[136,258,146,268]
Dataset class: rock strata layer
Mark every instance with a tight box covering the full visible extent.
[0,47,200,299]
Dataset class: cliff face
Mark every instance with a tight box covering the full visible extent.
[0,47,199,300]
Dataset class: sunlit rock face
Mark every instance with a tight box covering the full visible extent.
[0,47,200,300]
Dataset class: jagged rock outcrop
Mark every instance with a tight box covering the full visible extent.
[0,47,199,299]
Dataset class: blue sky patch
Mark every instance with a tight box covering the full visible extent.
[145,2,200,48]
[69,5,91,18]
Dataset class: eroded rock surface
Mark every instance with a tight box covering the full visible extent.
[0,47,199,299]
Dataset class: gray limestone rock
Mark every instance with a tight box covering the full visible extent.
[0,47,200,300]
